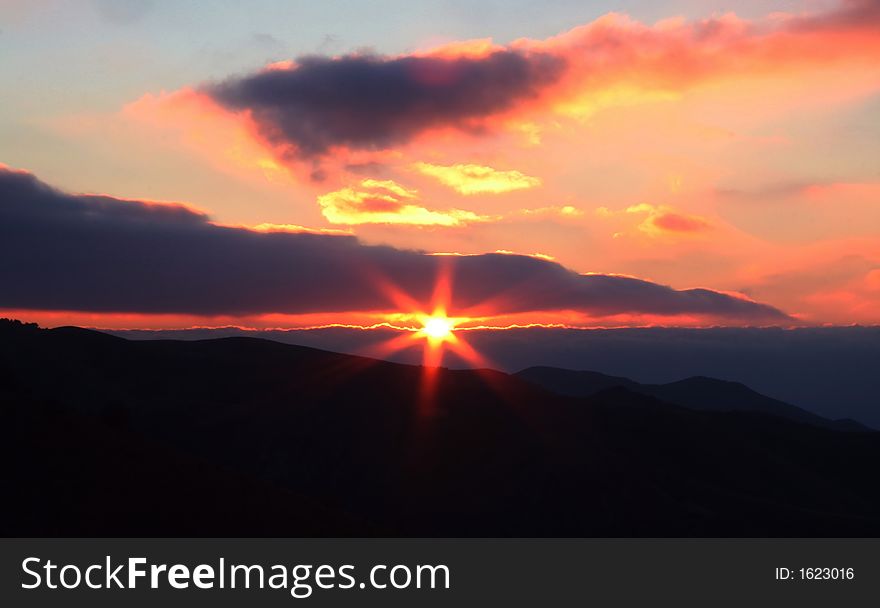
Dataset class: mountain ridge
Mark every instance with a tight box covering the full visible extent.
[4,319,880,536]
[515,365,869,432]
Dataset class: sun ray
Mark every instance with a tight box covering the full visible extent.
[361,260,498,416]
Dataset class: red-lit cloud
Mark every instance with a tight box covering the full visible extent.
[626,203,711,236]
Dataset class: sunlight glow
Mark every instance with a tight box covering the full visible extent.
[419,314,457,343]
[362,260,495,416]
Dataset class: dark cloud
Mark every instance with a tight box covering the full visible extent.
[0,168,787,321]
[206,50,565,158]
[789,0,880,30]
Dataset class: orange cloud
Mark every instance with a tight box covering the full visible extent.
[251,223,353,235]
[412,162,541,194]
[494,249,555,261]
[802,181,880,200]
[410,38,503,60]
[528,5,880,119]
[626,203,711,236]
[317,179,490,226]
[864,268,880,292]
[651,212,711,233]
[121,88,298,184]
[125,2,880,182]
[729,236,880,325]
[517,205,583,218]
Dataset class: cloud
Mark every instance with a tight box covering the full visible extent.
[0,167,787,322]
[717,180,880,202]
[626,204,711,236]
[164,0,880,179]
[744,250,880,324]
[494,250,556,261]
[205,49,565,159]
[251,223,352,236]
[317,179,489,226]
[650,212,710,233]
[412,162,541,195]
[517,205,583,218]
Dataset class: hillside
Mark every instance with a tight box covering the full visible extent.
[3,319,880,536]
[515,366,868,431]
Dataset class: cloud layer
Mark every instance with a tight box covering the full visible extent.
[0,167,787,322]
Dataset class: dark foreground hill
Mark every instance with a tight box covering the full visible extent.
[3,319,880,536]
[515,366,868,431]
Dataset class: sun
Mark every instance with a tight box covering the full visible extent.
[419,314,456,343]
[364,262,495,415]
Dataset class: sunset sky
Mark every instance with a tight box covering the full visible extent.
[2,0,879,331]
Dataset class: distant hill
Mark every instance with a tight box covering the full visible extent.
[515,366,868,432]
[3,319,880,537]
[108,325,880,428]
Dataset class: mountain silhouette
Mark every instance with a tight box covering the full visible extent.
[4,319,880,537]
[515,366,868,432]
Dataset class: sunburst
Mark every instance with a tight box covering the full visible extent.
[363,261,493,415]
[417,313,457,343]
